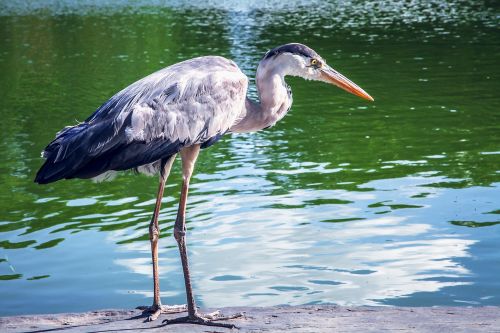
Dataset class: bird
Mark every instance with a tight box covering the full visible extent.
[34,43,373,328]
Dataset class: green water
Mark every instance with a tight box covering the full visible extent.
[0,1,499,315]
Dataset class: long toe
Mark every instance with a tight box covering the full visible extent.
[163,311,244,329]
[136,304,188,322]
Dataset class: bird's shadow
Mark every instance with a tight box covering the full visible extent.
[23,310,163,333]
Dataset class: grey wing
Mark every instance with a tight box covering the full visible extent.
[35,56,248,183]
[125,57,248,149]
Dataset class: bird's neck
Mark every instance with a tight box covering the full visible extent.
[230,61,292,133]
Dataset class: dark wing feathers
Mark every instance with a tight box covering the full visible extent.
[70,138,183,179]
[35,56,247,184]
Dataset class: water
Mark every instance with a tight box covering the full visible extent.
[0,1,499,316]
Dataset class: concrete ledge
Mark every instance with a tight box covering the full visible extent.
[1,306,500,333]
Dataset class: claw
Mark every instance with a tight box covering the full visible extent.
[148,308,162,322]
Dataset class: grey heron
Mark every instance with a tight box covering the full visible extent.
[35,43,373,328]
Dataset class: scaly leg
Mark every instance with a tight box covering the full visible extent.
[137,155,187,321]
[163,145,243,328]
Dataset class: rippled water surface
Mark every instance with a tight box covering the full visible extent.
[0,1,499,315]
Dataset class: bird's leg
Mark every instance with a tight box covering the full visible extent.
[174,146,199,316]
[163,145,243,328]
[137,155,187,321]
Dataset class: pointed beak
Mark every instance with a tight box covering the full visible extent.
[320,66,374,101]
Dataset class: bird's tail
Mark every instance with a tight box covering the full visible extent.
[34,123,92,184]
[35,160,66,184]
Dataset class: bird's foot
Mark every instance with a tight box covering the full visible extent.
[137,304,188,321]
[163,310,244,329]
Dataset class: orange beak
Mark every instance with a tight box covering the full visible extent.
[320,66,374,102]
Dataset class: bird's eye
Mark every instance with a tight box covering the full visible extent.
[310,59,321,68]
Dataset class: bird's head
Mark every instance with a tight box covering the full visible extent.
[261,43,374,101]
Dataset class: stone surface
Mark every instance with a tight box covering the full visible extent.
[1,306,500,333]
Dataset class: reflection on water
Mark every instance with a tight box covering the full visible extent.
[111,168,486,307]
[0,0,499,316]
